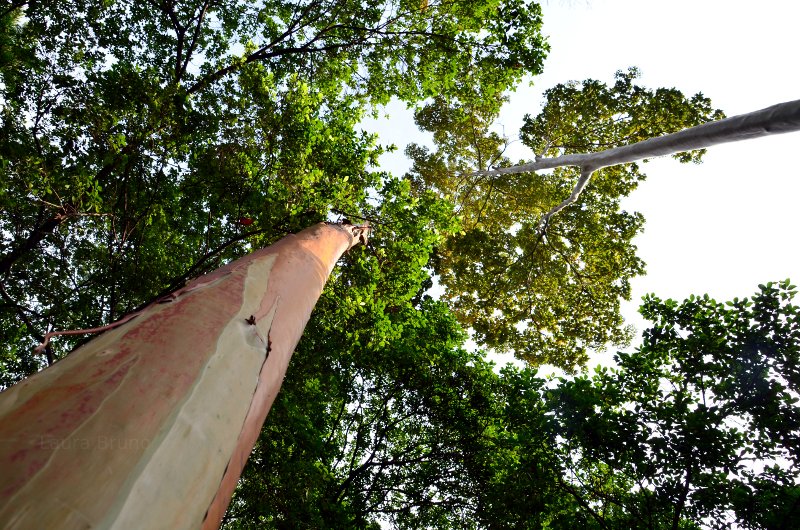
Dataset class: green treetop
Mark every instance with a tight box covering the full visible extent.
[0,0,547,379]
[225,280,800,528]
[407,68,724,370]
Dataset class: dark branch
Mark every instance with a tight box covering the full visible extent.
[0,282,44,344]
[0,212,67,277]
[0,0,27,19]
[178,0,214,81]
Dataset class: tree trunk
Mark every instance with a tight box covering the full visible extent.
[0,222,368,530]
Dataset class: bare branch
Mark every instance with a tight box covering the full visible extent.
[0,282,44,346]
[33,310,143,355]
[0,212,68,277]
[471,98,800,232]
[479,99,800,178]
[178,0,214,81]
[537,168,593,231]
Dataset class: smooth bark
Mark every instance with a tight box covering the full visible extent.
[0,222,368,530]
[473,98,800,229]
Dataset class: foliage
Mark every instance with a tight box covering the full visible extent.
[0,0,547,380]
[407,68,725,370]
[549,280,800,528]
[3,2,795,528]
[226,282,800,529]
[223,182,491,528]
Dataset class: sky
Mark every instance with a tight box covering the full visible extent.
[362,0,800,369]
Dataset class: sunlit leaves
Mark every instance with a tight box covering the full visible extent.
[0,0,548,374]
[410,69,723,370]
[520,67,725,164]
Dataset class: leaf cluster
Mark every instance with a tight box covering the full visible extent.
[550,280,800,528]
[226,282,800,528]
[407,68,725,370]
[0,0,546,378]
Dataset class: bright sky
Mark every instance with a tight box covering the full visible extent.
[363,0,800,369]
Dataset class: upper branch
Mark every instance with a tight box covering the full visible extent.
[474,98,800,179]
[472,98,800,232]
[186,0,326,94]
[0,0,27,19]
[185,3,455,95]
[178,0,214,82]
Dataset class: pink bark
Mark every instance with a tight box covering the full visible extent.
[0,222,368,530]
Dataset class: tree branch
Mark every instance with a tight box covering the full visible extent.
[472,99,800,231]
[0,211,67,277]
[0,0,27,19]
[0,282,46,364]
[186,4,455,95]
[536,168,593,233]
[557,475,609,529]
[178,0,214,82]
[148,225,283,304]
[147,0,187,82]
[671,464,693,530]
[186,0,325,94]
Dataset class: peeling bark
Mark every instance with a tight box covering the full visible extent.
[0,222,368,530]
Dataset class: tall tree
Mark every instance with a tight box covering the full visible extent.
[0,221,369,529]
[409,69,800,370]
[3,2,800,527]
[0,1,546,525]
[0,0,548,382]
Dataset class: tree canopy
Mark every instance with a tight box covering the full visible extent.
[0,0,546,378]
[2,2,798,528]
[407,67,724,370]
[224,282,800,529]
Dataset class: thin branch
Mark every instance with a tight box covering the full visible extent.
[146,0,187,82]
[330,208,396,227]
[0,0,27,19]
[472,180,496,227]
[33,310,143,355]
[556,476,609,529]
[186,0,325,94]
[323,396,350,449]
[126,225,284,318]
[187,5,455,95]
[0,282,45,347]
[0,211,68,277]
[536,168,593,233]
[332,379,367,472]
[671,464,693,530]
[179,0,214,81]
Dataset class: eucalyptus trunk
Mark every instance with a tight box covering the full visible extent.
[0,222,368,530]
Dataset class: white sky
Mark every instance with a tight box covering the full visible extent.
[362,0,800,370]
